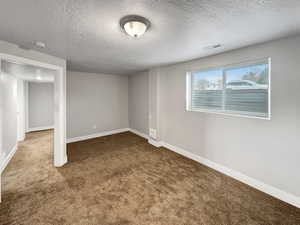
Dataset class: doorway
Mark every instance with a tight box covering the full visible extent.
[0,54,67,168]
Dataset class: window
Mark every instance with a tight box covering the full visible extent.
[186,59,270,119]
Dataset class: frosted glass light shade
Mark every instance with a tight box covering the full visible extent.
[124,21,147,38]
[120,15,150,38]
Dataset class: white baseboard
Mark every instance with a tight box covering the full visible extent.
[161,141,300,209]
[0,145,18,174]
[148,139,163,147]
[66,127,300,208]
[129,128,149,139]
[128,130,300,208]
[67,128,130,143]
[27,125,54,132]
[54,154,68,167]
[18,135,25,142]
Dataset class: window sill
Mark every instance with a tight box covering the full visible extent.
[187,108,271,120]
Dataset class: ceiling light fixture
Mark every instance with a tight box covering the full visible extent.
[120,15,150,38]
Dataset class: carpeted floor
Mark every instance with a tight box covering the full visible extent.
[1,130,300,225]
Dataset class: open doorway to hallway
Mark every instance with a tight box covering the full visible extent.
[0,58,64,172]
[2,60,56,140]
[0,58,62,202]
[0,44,67,203]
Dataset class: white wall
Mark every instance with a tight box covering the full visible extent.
[128,71,149,135]
[151,35,300,199]
[0,72,17,160]
[67,71,129,139]
[28,82,54,130]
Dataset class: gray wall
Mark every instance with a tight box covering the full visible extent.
[148,68,161,140]
[153,35,300,198]
[128,71,149,135]
[28,82,54,129]
[67,71,129,139]
[0,72,17,160]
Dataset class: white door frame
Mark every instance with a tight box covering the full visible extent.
[17,79,26,142]
[0,53,67,167]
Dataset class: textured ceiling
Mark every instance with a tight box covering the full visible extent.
[0,0,300,75]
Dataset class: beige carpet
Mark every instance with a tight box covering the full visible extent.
[1,130,300,225]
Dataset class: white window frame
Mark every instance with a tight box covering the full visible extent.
[186,58,271,120]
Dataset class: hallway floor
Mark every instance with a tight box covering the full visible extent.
[1,130,300,225]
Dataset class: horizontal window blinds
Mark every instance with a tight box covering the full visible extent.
[188,59,270,119]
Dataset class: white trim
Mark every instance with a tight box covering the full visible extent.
[187,108,270,121]
[17,79,26,142]
[129,128,149,139]
[160,141,300,209]
[66,127,300,208]
[27,125,54,132]
[0,53,67,168]
[24,81,29,132]
[67,128,130,143]
[148,138,163,148]
[186,72,192,111]
[127,128,162,147]
[0,145,18,174]
[186,57,271,120]
[268,57,272,119]
[54,154,67,167]
[0,59,2,171]
[0,54,62,71]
